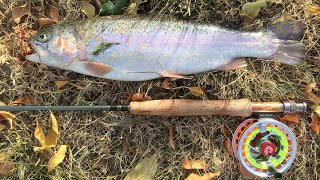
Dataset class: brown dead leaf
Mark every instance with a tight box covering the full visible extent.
[311,112,320,134]
[130,93,152,102]
[38,18,56,27]
[281,113,299,124]
[0,111,16,129]
[0,124,6,131]
[224,138,234,157]
[10,95,36,105]
[185,172,220,180]
[169,127,175,150]
[49,5,60,22]
[303,83,320,104]
[55,80,69,91]
[163,79,171,89]
[0,161,14,176]
[187,87,204,97]
[12,3,30,24]
[181,159,208,170]
[80,1,96,18]
[48,145,67,173]
[222,127,230,137]
[238,162,254,179]
[308,5,320,15]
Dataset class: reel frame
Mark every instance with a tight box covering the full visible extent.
[232,117,297,178]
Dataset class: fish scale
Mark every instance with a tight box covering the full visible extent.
[26,16,306,81]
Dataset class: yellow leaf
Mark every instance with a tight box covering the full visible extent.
[34,120,46,147]
[45,112,59,147]
[185,172,220,180]
[33,112,59,151]
[311,105,320,116]
[123,0,141,15]
[80,1,96,18]
[48,145,67,173]
[0,111,16,129]
[187,87,204,97]
[123,154,157,180]
[55,80,69,90]
[309,5,320,15]
[181,159,208,170]
[12,3,30,24]
[0,161,14,176]
[241,0,267,18]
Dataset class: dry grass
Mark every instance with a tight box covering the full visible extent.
[0,0,319,179]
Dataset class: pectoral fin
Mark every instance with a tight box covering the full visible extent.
[83,61,113,76]
[215,59,247,70]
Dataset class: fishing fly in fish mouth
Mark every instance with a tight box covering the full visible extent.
[26,15,307,81]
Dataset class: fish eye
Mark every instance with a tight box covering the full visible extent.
[37,34,49,42]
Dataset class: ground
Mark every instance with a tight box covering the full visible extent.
[0,0,319,179]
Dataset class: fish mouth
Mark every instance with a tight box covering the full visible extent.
[25,53,41,62]
[25,40,45,63]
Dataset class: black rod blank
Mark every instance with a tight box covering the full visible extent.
[0,105,130,112]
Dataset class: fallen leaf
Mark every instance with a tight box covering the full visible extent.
[169,127,175,150]
[0,124,6,131]
[241,0,267,18]
[123,154,157,180]
[311,104,320,116]
[38,18,56,27]
[34,112,59,151]
[185,172,220,180]
[123,0,141,15]
[238,162,253,179]
[224,138,234,157]
[10,95,36,105]
[0,111,16,129]
[311,112,320,134]
[0,161,14,176]
[187,87,204,97]
[34,120,46,148]
[308,5,320,15]
[222,127,229,137]
[281,113,299,124]
[48,145,67,173]
[12,3,30,24]
[55,80,69,90]
[130,93,152,102]
[303,83,320,104]
[45,112,59,147]
[271,15,285,25]
[80,1,96,18]
[49,5,60,22]
[163,79,171,90]
[181,159,208,170]
[130,93,145,101]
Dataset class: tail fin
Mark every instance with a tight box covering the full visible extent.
[267,21,307,65]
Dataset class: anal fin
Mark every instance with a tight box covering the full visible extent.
[160,72,193,79]
[216,59,247,71]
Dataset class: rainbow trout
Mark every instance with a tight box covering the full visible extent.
[26,16,306,81]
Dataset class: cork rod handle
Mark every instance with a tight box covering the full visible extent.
[129,99,252,116]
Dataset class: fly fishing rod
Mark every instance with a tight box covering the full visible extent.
[0,98,307,178]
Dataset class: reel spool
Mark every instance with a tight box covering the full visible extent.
[232,118,297,178]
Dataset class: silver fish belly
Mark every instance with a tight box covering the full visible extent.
[26,16,306,81]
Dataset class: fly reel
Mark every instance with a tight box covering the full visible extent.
[232,118,297,178]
